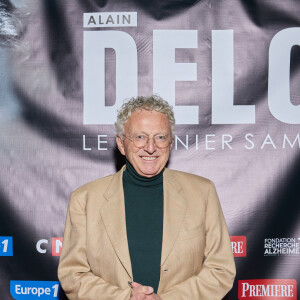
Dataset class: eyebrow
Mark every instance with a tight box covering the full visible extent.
[134,132,169,136]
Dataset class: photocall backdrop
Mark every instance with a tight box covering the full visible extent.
[0,0,299,299]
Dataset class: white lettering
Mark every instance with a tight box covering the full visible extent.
[232,241,243,253]
[205,134,215,150]
[55,239,63,254]
[38,287,45,296]
[261,285,268,296]
[83,31,137,124]
[268,28,300,124]
[288,285,293,296]
[175,135,189,150]
[15,285,21,294]
[222,134,233,149]
[153,30,198,124]
[14,284,56,297]
[249,284,255,296]
[261,134,276,149]
[36,239,48,254]
[241,282,249,297]
[1,239,8,252]
[52,284,59,297]
[242,283,294,297]
[83,135,92,150]
[98,135,108,150]
[244,133,254,150]
[212,30,255,124]
[283,133,300,148]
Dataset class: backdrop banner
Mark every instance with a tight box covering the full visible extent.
[0,0,299,299]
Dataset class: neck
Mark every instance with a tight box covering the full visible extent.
[124,159,164,187]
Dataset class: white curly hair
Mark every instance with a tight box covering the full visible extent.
[115,95,175,138]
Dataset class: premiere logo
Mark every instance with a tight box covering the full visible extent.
[231,236,247,257]
[238,279,297,299]
[264,238,300,256]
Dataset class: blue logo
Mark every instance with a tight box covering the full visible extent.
[10,281,61,300]
[0,236,13,256]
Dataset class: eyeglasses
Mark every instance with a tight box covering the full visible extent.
[124,134,172,149]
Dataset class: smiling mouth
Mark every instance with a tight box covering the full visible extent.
[141,156,157,161]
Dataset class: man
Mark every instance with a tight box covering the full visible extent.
[58,95,236,300]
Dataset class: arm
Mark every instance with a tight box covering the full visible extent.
[57,192,131,300]
[159,182,236,300]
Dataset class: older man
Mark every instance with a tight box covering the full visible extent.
[58,95,235,300]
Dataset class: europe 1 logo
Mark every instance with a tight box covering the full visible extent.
[0,236,13,256]
[10,281,61,300]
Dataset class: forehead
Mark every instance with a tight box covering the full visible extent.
[125,109,170,134]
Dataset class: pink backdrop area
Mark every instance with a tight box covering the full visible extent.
[0,0,299,299]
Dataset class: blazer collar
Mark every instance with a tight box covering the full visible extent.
[100,166,187,279]
[161,168,187,266]
[101,166,133,279]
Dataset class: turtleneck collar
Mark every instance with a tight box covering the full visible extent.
[123,159,164,187]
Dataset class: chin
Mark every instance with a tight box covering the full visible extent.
[140,167,161,177]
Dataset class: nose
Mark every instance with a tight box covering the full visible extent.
[144,137,157,154]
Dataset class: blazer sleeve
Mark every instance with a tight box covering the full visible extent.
[57,192,131,300]
[159,181,236,300]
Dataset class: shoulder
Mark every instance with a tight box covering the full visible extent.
[164,168,218,204]
[72,173,116,196]
[68,168,123,209]
[165,168,213,187]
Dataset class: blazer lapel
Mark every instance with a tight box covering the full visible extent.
[99,167,187,278]
[161,169,187,267]
[100,166,133,280]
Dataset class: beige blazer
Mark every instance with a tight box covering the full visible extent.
[58,166,235,300]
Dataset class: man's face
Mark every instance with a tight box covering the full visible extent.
[116,109,173,178]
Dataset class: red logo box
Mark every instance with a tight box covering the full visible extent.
[238,279,297,299]
[52,237,63,256]
[231,236,247,257]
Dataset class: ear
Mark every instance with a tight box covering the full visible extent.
[116,135,126,156]
[169,137,174,151]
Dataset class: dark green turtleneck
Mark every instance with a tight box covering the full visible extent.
[123,160,163,293]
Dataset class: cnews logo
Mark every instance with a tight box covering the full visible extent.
[10,281,60,299]
[238,279,297,299]
[0,236,13,256]
[231,236,246,257]
[36,238,63,256]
